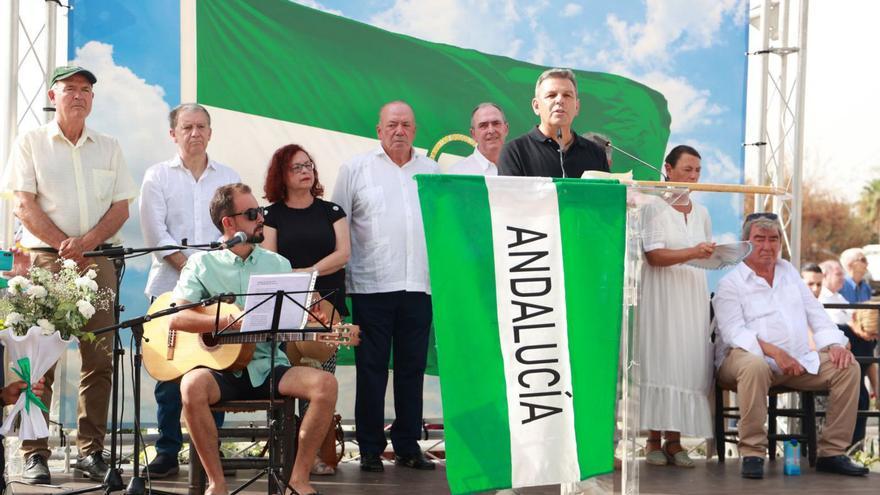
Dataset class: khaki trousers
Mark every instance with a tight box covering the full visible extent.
[20,253,117,459]
[717,348,860,457]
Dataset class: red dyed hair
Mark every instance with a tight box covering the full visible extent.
[263,143,325,203]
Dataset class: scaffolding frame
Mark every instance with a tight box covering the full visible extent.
[748,0,809,268]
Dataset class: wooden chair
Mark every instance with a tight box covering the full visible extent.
[714,383,818,466]
[188,399,298,495]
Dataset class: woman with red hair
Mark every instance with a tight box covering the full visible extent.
[262,143,351,475]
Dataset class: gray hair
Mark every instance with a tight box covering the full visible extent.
[377,100,414,124]
[535,68,578,97]
[583,132,612,161]
[840,247,866,271]
[470,102,507,128]
[169,103,211,129]
[819,259,843,274]
[741,216,784,241]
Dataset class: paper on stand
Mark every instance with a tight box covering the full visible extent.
[240,272,316,332]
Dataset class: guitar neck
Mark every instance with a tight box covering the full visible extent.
[215,330,329,345]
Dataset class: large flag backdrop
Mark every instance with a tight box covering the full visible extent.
[418,175,625,493]
[186,0,670,371]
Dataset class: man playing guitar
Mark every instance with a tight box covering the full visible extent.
[170,183,336,495]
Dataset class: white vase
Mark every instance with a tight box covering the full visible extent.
[0,326,77,440]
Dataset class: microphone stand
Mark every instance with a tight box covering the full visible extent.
[556,127,566,178]
[608,142,668,180]
[77,243,225,495]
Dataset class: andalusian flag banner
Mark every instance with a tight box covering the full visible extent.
[417,175,625,493]
[194,0,671,179]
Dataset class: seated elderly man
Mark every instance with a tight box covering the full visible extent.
[714,212,867,479]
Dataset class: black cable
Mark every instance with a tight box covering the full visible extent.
[45,0,73,10]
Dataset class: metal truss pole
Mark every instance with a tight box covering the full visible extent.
[748,0,809,268]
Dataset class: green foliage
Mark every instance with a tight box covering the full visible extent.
[0,259,114,341]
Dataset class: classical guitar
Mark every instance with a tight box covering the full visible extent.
[142,292,360,382]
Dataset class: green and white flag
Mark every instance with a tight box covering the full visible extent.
[186,0,663,373]
[417,175,625,494]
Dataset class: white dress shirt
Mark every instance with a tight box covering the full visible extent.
[139,155,241,297]
[331,147,439,294]
[2,121,137,248]
[714,258,848,374]
[446,148,497,176]
[818,286,853,326]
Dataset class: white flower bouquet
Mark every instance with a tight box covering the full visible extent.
[0,258,112,341]
[0,258,114,439]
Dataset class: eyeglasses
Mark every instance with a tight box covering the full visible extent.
[855,257,868,263]
[287,161,315,173]
[227,207,267,221]
[745,212,779,221]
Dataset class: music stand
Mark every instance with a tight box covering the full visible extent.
[213,285,337,495]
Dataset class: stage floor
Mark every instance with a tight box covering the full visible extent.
[6,458,877,494]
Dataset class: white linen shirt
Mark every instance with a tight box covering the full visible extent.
[818,286,853,326]
[139,155,241,297]
[714,258,848,374]
[446,148,497,176]
[331,147,439,294]
[2,121,137,248]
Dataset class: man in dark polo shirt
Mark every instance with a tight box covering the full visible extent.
[498,68,609,177]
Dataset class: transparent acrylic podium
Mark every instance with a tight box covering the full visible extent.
[560,184,690,495]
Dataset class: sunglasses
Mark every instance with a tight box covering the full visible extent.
[287,161,315,173]
[227,206,267,221]
[745,212,779,221]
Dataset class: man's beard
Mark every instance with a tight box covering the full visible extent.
[248,232,265,244]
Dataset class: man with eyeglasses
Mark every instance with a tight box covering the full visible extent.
[714,212,867,479]
[447,102,509,176]
[173,183,337,495]
[139,103,241,478]
[838,247,878,449]
[332,100,439,472]
[2,65,137,484]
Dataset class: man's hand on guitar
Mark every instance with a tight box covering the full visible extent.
[224,312,243,330]
[307,306,329,327]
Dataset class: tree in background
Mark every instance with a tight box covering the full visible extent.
[857,178,880,242]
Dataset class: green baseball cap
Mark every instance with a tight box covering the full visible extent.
[49,65,97,86]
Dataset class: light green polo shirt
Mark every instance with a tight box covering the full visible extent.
[172,246,292,387]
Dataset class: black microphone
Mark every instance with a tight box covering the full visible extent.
[219,231,248,249]
[556,127,566,178]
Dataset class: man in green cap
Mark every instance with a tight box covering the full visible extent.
[1,65,137,484]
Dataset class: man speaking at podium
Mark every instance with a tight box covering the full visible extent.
[498,68,609,178]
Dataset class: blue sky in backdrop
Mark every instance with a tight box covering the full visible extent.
[68,0,748,315]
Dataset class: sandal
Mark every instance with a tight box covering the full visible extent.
[645,446,668,466]
[310,455,336,476]
[663,442,695,468]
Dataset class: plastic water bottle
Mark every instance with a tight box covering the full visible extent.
[783,439,801,476]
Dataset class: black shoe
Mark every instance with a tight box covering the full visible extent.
[395,451,436,470]
[360,453,385,472]
[740,456,764,479]
[74,451,110,480]
[21,454,51,485]
[816,455,869,476]
[145,453,180,478]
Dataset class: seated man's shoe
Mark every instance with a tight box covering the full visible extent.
[360,452,385,472]
[145,453,180,478]
[816,455,869,476]
[22,454,51,485]
[75,451,110,480]
[740,456,764,479]
[395,451,436,470]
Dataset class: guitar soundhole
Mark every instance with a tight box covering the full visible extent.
[201,333,219,348]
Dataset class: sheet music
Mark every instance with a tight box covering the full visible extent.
[240,272,316,332]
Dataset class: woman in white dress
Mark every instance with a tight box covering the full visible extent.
[639,145,715,467]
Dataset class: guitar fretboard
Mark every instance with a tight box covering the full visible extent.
[215,331,345,344]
